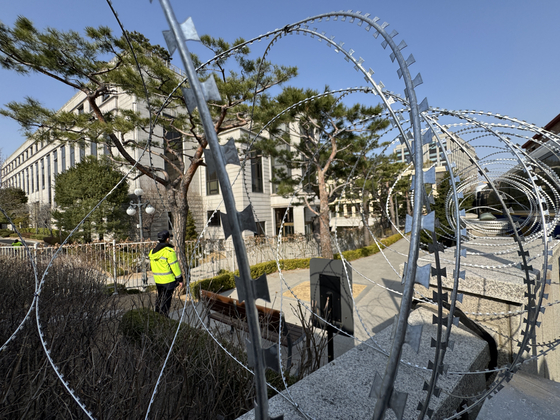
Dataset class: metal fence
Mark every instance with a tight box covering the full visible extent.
[0,235,325,289]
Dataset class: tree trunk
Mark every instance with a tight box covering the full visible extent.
[406,191,412,216]
[317,171,333,259]
[168,189,190,284]
[362,198,371,246]
[387,183,398,235]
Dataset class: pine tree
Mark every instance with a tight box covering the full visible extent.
[253,87,389,258]
[53,156,129,242]
[0,187,28,227]
[0,18,297,272]
[185,210,198,241]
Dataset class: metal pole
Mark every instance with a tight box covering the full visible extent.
[137,195,148,286]
[138,195,144,243]
[156,1,270,418]
[112,239,118,295]
[395,194,399,229]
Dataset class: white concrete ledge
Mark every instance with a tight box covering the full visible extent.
[238,308,490,420]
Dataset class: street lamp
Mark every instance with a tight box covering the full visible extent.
[127,188,156,241]
[127,188,155,285]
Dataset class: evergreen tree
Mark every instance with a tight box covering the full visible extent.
[254,87,389,258]
[0,187,28,227]
[350,152,410,239]
[185,210,198,241]
[422,174,474,248]
[0,18,296,272]
[53,156,129,242]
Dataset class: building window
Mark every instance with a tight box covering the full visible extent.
[250,150,264,193]
[101,92,110,102]
[90,142,97,158]
[429,143,438,162]
[79,144,85,161]
[46,155,52,205]
[77,104,84,114]
[26,169,29,193]
[207,210,221,227]
[35,162,39,192]
[403,149,410,163]
[206,165,220,195]
[30,166,34,193]
[70,145,75,167]
[53,150,58,176]
[255,221,266,236]
[61,146,66,172]
[274,207,294,236]
[41,158,45,190]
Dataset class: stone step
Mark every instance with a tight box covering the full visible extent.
[477,371,560,420]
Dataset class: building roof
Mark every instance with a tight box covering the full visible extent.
[521,112,560,152]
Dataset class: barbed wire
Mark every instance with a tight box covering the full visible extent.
[3,3,560,420]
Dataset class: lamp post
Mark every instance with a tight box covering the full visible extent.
[393,191,404,229]
[395,193,400,229]
[127,188,155,285]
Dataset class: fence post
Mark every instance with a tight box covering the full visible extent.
[112,239,118,295]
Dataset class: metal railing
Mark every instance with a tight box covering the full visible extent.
[0,235,324,289]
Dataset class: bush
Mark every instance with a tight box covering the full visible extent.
[0,258,118,419]
[105,283,127,295]
[119,308,258,416]
[334,232,402,261]
[0,228,12,237]
[190,272,235,297]
[190,234,403,295]
[120,307,175,343]
[0,258,264,419]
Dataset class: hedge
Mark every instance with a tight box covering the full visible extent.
[189,233,403,297]
[334,232,402,262]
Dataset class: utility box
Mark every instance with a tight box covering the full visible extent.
[310,258,354,336]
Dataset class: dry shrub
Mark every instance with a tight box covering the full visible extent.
[0,257,256,419]
[0,253,332,419]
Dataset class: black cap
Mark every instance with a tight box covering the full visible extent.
[157,230,170,242]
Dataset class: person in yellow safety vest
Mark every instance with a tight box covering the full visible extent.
[11,239,22,247]
[149,230,183,317]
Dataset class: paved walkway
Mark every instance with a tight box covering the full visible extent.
[221,238,411,357]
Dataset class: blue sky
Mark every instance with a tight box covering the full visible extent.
[1,0,559,159]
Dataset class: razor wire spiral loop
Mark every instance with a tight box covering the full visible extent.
[2,2,560,420]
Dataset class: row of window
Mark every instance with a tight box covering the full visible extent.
[3,142,107,194]
[2,141,46,177]
[2,94,114,178]
[205,150,264,195]
[395,140,449,164]
[5,157,51,202]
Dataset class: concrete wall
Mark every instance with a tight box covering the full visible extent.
[528,243,560,381]
[415,239,560,382]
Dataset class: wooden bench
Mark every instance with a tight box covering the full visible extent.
[200,290,305,369]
